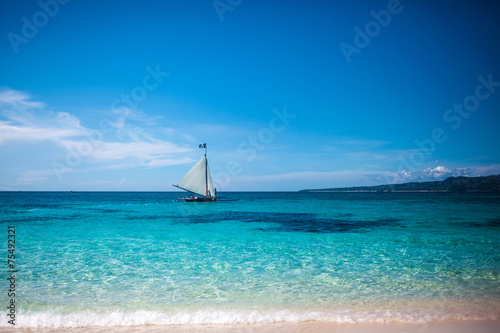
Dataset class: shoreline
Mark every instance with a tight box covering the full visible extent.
[2,319,499,333]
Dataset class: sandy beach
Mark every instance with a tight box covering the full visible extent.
[2,320,499,333]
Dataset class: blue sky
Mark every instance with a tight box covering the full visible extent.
[1,0,500,191]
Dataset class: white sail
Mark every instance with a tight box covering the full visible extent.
[176,155,214,197]
[206,163,215,197]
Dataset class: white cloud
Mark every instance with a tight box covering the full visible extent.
[234,170,361,182]
[424,166,452,179]
[0,88,46,108]
[163,127,176,136]
[217,170,375,191]
[222,165,496,191]
[17,175,47,182]
[412,166,476,180]
[59,139,191,162]
[76,179,128,188]
[107,107,166,142]
[471,164,500,176]
[16,169,50,183]
[0,88,195,177]
[0,121,85,144]
[365,166,480,184]
[112,107,161,124]
[142,157,194,167]
[0,89,87,144]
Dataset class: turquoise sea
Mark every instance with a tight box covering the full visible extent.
[1,191,499,328]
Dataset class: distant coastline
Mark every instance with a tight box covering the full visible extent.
[299,175,500,193]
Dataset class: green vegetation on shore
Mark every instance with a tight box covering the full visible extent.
[299,175,500,193]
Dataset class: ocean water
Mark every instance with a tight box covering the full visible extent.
[1,191,499,328]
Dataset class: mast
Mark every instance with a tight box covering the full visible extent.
[205,147,208,197]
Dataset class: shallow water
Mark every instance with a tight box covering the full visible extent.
[1,191,499,328]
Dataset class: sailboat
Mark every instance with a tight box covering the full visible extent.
[173,143,217,202]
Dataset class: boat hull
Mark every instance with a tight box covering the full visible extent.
[179,197,216,202]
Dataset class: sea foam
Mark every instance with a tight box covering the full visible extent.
[5,308,498,328]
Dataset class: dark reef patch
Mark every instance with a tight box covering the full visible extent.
[462,218,500,228]
[176,211,401,233]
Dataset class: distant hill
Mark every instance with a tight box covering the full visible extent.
[299,175,500,193]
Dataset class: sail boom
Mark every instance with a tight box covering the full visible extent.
[172,184,205,197]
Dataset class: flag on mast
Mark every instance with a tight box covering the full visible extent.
[199,143,206,148]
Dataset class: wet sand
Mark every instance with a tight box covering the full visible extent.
[3,319,499,333]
